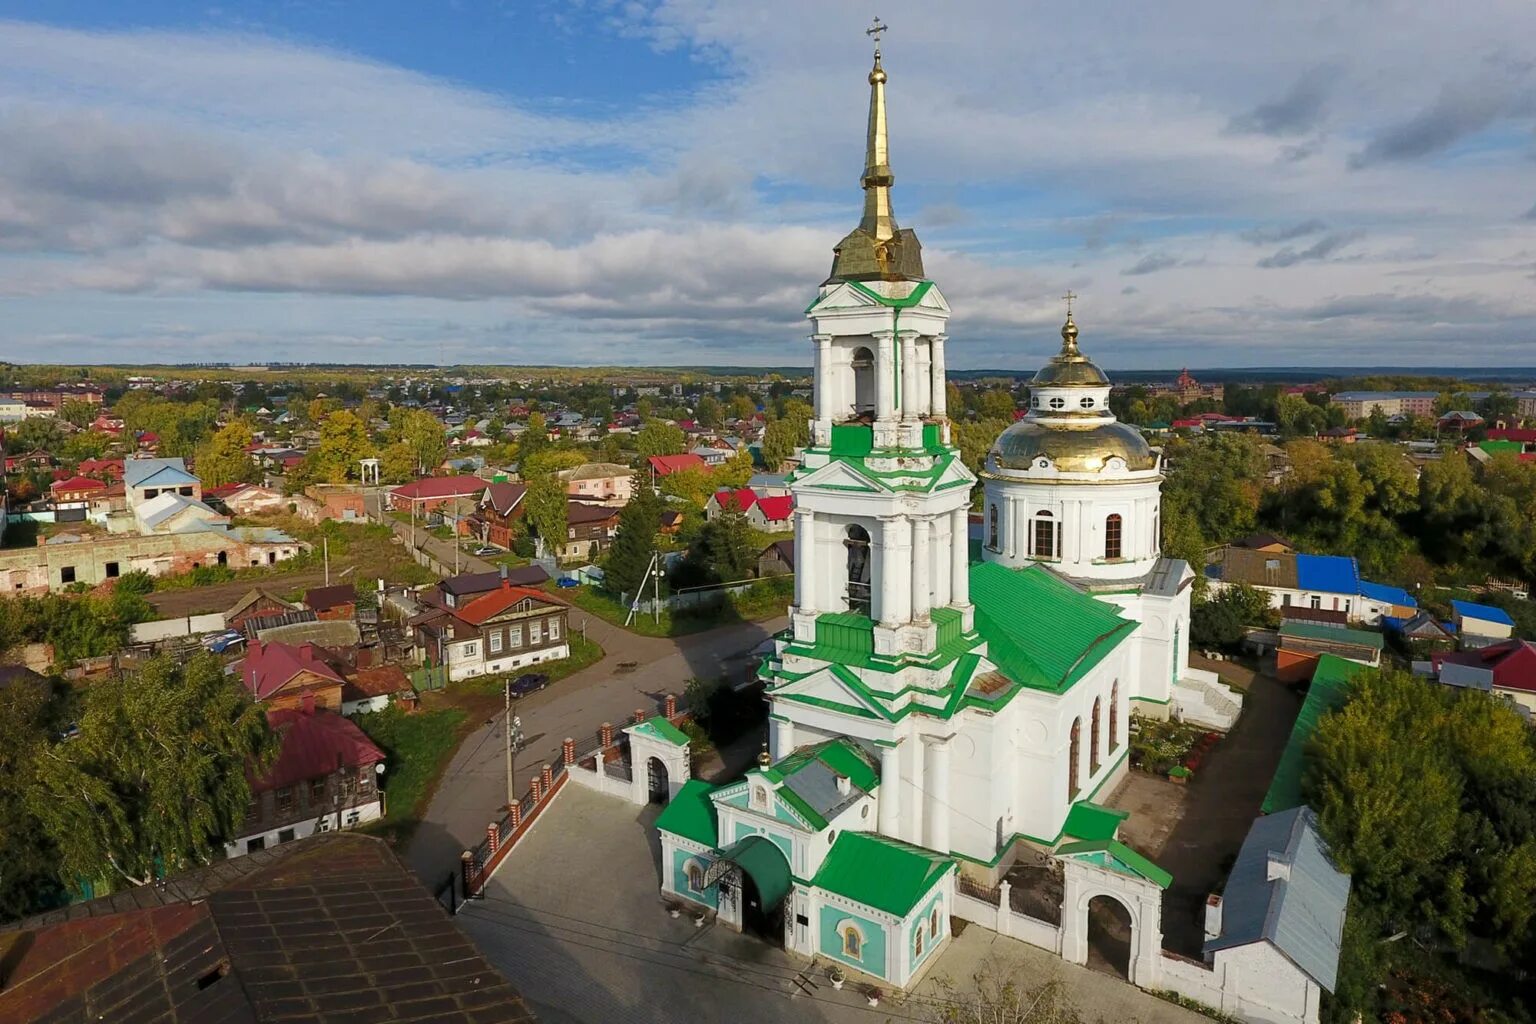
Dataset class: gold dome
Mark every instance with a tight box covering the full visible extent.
[990,418,1157,473]
[1031,313,1109,387]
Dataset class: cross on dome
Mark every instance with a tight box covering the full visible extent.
[866,16,888,57]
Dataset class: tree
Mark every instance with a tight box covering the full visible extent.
[0,672,64,919]
[27,653,274,894]
[379,441,417,483]
[523,472,567,559]
[397,409,447,475]
[636,421,686,458]
[978,388,1017,420]
[923,957,1092,1024]
[696,395,724,429]
[195,421,258,487]
[519,412,550,459]
[728,394,757,421]
[658,466,717,509]
[714,447,755,489]
[1190,583,1272,649]
[6,417,64,454]
[58,399,97,428]
[683,506,757,584]
[759,418,800,471]
[312,410,373,484]
[604,483,662,600]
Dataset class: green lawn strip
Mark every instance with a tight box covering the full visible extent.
[355,703,467,842]
[556,577,792,639]
[450,633,606,695]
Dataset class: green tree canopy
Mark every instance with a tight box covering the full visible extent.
[313,409,374,484]
[636,420,686,458]
[195,421,258,487]
[604,482,662,600]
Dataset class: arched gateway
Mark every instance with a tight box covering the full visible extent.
[703,835,792,941]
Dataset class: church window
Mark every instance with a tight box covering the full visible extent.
[1110,682,1120,752]
[1090,698,1102,774]
[1079,396,1095,409]
[1048,397,1066,410]
[686,862,705,893]
[844,525,872,616]
[914,930,924,958]
[929,906,941,939]
[1104,514,1122,560]
[842,925,862,959]
[987,504,999,550]
[1068,718,1081,800]
[1033,512,1055,559]
[1031,396,1040,409]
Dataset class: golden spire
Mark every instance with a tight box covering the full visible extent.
[860,16,896,243]
[1060,291,1080,356]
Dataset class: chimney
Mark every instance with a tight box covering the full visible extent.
[835,774,851,796]
[1204,894,1223,942]
[1266,853,1291,882]
[501,563,509,589]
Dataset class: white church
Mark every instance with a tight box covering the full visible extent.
[652,32,1345,1024]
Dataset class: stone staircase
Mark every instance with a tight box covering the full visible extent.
[1172,671,1243,731]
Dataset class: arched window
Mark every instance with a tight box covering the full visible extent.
[1033,511,1055,559]
[685,862,705,893]
[842,925,862,958]
[851,347,875,416]
[987,504,999,550]
[1048,396,1066,410]
[929,905,941,938]
[1090,698,1102,774]
[914,930,924,959]
[1110,681,1120,752]
[844,524,872,616]
[1104,513,1123,560]
[1068,717,1081,800]
[1079,396,1095,409]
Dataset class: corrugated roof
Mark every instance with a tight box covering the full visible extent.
[1357,580,1415,607]
[1062,801,1128,842]
[123,457,195,489]
[971,562,1137,694]
[632,715,690,747]
[1055,839,1172,888]
[1208,547,1298,589]
[811,832,952,916]
[1450,599,1515,627]
[255,708,384,792]
[1278,621,1384,650]
[1261,654,1364,814]
[1294,554,1360,595]
[1205,806,1351,992]
[655,779,718,847]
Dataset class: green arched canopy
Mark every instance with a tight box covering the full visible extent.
[704,836,792,908]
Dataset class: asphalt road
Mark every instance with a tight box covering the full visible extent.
[404,611,786,882]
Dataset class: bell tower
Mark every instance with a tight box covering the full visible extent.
[786,25,976,659]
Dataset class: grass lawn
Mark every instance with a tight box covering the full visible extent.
[556,576,791,638]
[449,633,605,696]
[354,701,468,846]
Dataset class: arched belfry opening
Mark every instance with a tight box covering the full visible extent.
[851,346,876,418]
[844,524,872,616]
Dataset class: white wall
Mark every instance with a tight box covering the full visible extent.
[130,612,228,643]
[223,798,383,859]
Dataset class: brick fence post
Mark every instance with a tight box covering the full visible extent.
[600,722,614,748]
[541,763,554,790]
[633,707,646,725]
[530,776,542,802]
[486,822,500,856]
[563,737,576,765]
[460,850,474,893]
[509,802,522,832]
[664,693,678,718]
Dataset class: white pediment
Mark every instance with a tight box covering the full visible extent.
[771,666,887,720]
[790,458,887,494]
[808,281,882,314]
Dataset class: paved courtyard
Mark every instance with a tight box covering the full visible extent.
[1108,663,1302,956]
[456,785,1205,1024]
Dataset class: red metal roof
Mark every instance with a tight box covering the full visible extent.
[647,453,706,476]
[1434,639,1536,693]
[455,582,564,626]
[241,640,346,700]
[253,708,384,792]
[50,475,107,493]
[755,495,795,522]
[1487,428,1536,442]
[390,475,485,500]
[712,488,758,512]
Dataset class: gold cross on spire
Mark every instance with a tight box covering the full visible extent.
[1061,290,1078,317]
[866,16,887,57]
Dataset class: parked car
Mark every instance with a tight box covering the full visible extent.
[556,576,580,588]
[202,629,246,654]
[507,672,550,699]
[473,546,498,556]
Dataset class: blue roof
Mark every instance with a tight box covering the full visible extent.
[123,457,196,489]
[1294,554,1359,595]
[1451,600,1515,627]
[1206,807,1351,992]
[1358,580,1415,608]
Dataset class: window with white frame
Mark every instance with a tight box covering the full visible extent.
[685,861,705,893]
[488,630,503,654]
[914,929,923,958]
[530,619,543,644]
[460,642,479,660]
[841,924,861,959]
[929,905,940,938]
[549,617,561,640]
[508,625,523,648]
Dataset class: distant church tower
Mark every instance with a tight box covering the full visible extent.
[789,32,977,664]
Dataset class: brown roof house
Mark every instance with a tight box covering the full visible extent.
[0,833,539,1023]
[414,573,570,682]
[304,583,358,621]
[239,640,346,712]
[548,500,620,563]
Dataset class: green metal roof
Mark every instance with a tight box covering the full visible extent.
[633,715,690,747]
[769,738,881,793]
[655,779,719,848]
[717,836,792,909]
[1062,801,1129,842]
[1261,654,1365,815]
[1056,839,1172,889]
[971,562,1138,694]
[1278,621,1384,651]
[812,831,953,916]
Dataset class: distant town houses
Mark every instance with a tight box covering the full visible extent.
[558,462,634,504]
[387,475,486,515]
[1205,546,1416,626]
[705,487,795,533]
[555,499,622,562]
[406,572,570,681]
[1329,390,1440,419]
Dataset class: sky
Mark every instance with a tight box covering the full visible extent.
[0,1,1534,371]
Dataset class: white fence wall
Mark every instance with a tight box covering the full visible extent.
[130,613,228,643]
[951,891,1061,954]
[565,761,641,802]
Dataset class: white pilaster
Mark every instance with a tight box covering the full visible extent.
[793,509,815,612]
[874,330,896,424]
[878,743,901,837]
[926,736,952,854]
[773,717,795,759]
[900,331,919,423]
[879,516,913,627]
[933,513,952,607]
[950,506,970,608]
[912,517,932,619]
[931,335,948,418]
[813,334,833,443]
[909,736,926,846]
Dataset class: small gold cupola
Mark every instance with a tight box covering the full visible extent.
[828,18,926,284]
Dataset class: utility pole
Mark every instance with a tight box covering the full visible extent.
[323,535,330,586]
[410,499,416,550]
[504,680,518,808]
